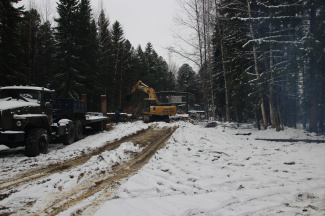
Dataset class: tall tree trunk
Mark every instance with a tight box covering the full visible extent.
[247,0,268,130]
[194,0,207,118]
[309,4,318,133]
[206,0,215,120]
[266,28,280,131]
[255,109,260,130]
[219,35,230,122]
[202,0,209,119]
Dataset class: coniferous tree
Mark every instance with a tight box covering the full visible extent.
[36,20,55,87]
[75,0,100,110]
[54,0,80,98]
[177,64,196,93]
[0,0,25,86]
[110,21,125,110]
[19,8,41,86]
[119,39,136,108]
[97,9,112,97]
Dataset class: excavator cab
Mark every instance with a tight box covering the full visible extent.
[143,98,156,113]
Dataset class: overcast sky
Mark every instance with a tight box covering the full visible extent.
[97,0,176,63]
[19,0,181,68]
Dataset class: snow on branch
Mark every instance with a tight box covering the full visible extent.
[243,39,302,48]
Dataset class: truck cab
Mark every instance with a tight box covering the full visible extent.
[0,86,56,156]
[0,86,108,157]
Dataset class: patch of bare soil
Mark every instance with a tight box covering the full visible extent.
[0,125,177,215]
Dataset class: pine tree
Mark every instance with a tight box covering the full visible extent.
[0,0,25,86]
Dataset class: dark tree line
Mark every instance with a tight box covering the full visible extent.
[0,0,177,112]
[171,0,324,133]
[212,0,324,133]
[2,0,324,133]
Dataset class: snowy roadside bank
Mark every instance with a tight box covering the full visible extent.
[0,121,151,180]
[94,122,325,216]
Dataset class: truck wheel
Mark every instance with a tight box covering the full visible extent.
[74,120,83,141]
[25,128,49,157]
[62,123,75,145]
[94,121,105,131]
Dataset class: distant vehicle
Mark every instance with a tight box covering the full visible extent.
[128,80,177,123]
[0,86,107,157]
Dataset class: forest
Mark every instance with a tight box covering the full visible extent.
[0,0,324,134]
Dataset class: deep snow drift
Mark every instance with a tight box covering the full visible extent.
[94,122,325,216]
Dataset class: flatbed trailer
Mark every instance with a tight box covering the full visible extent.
[53,99,108,143]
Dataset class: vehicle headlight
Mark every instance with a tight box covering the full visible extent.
[16,120,22,127]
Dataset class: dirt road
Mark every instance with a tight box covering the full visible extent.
[0,124,177,215]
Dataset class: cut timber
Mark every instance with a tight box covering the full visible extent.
[255,138,325,143]
[235,133,252,136]
[205,122,217,128]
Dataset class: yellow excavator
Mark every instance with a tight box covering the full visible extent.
[128,80,177,123]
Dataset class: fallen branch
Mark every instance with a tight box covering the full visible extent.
[255,138,324,143]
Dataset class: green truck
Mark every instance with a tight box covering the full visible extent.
[0,86,108,157]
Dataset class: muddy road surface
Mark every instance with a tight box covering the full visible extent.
[0,124,177,215]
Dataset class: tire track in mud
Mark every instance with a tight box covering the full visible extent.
[0,125,155,194]
[33,126,177,216]
[0,125,177,215]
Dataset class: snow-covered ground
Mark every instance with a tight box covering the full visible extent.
[0,121,324,215]
[94,122,325,216]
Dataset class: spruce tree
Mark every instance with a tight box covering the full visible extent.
[36,21,55,87]
[19,8,41,86]
[110,21,125,109]
[177,64,196,93]
[97,9,112,97]
[0,0,25,86]
[75,0,100,110]
[54,0,81,98]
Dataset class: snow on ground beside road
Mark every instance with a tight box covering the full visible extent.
[95,122,325,216]
[0,122,148,214]
[26,141,144,214]
[0,121,150,180]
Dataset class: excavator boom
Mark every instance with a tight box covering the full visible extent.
[128,80,177,123]
[130,80,159,104]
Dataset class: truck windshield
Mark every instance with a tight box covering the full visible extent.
[0,89,40,103]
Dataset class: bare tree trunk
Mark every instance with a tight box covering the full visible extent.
[194,0,208,119]
[247,0,268,130]
[309,4,318,133]
[206,0,216,120]
[220,36,230,122]
[263,48,278,130]
[277,95,284,130]
[202,0,209,119]
[255,109,260,130]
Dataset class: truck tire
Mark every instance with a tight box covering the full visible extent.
[62,123,75,145]
[94,121,105,131]
[74,120,83,141]
[25,128,49,157]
